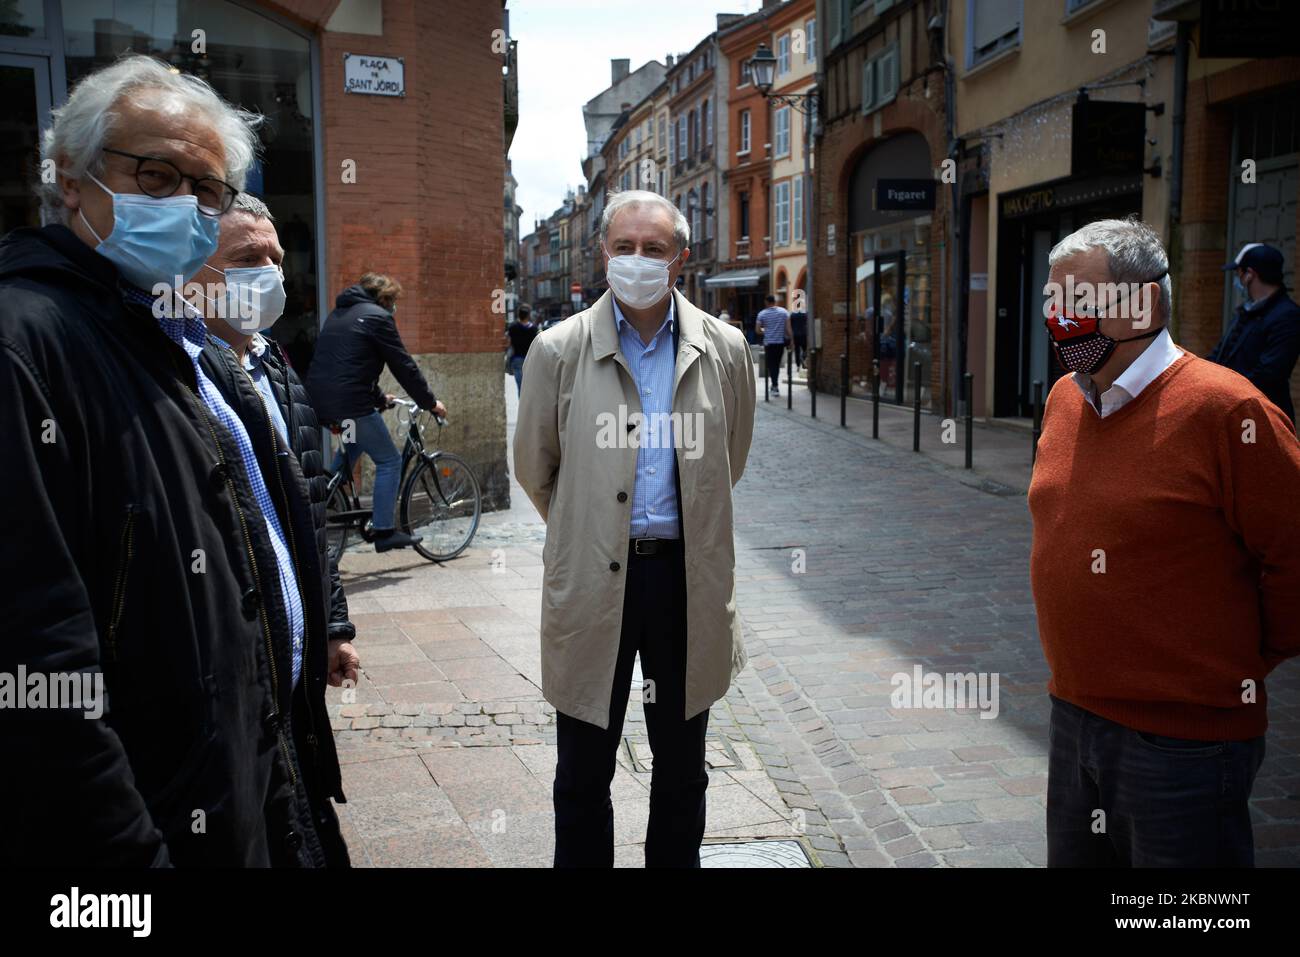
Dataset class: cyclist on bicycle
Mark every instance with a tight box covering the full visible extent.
[307,272,447,552]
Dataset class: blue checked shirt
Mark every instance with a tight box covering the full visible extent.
[613,297,680,539]
[122,284,305,688]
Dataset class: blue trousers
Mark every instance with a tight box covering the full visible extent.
[1046,695,1265,867]
[331,410,402,532]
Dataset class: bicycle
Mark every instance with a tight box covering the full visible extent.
[323,397,482,563]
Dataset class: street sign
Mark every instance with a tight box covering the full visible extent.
[344,54,405,97]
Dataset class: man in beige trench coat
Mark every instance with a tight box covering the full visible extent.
[514,189,756,867]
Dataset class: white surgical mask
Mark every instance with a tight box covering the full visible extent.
[202,262,287,331]
[604,244,681,309]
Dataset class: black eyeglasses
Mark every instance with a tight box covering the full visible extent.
[101,147,240,216]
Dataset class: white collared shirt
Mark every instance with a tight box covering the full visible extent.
[1071,327,1183,417]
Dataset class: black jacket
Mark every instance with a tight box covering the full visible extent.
[1207,288,1300,424]
[201,334,355,642]
[305,284,436,424]
[0,224,345,867]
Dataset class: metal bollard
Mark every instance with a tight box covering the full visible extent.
[964,372,973,470]
[871,359,880,439]
[787,343,793,411]
[1032,380,1044,465]
[810,351,817,419]
[760,347,768,403]
[840,353,848,428]
[912,361,922,452]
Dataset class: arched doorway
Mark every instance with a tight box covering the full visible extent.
[847,131,938,404]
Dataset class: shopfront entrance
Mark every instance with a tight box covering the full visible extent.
[993,176,1142,417]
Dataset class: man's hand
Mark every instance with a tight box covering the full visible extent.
[432,400,447,418]
[327,639,360,688]
[384,393,397,409]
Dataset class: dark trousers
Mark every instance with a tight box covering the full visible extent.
[1046,695,1266,867]
[553,540,709,867]
[793,334,807,368]
[764,343,785,390]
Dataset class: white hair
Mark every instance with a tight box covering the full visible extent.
[39,54,263,223]
[600,189,690,251]
[1049,217,1172,322]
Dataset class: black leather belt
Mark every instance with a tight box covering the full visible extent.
[629,536,682,557]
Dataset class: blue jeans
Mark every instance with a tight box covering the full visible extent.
[1046,695,1266,867]
[331,411,402,532]
[510,354,525,395]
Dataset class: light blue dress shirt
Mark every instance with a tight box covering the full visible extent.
[612,297,680,539]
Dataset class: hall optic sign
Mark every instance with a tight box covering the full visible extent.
[344,53,405,97]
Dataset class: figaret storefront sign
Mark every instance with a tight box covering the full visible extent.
[344,53,406,97]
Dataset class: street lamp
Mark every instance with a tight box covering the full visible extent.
[750,42,777,94]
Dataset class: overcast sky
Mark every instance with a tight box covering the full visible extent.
[508,0,763,236]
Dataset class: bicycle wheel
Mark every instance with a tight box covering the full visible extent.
[324,480,352,564]
[400,452,482,561]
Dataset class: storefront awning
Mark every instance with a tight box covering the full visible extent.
[704,268,770,288]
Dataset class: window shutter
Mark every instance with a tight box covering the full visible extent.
[861,58,875,114]
[880,45,898,102]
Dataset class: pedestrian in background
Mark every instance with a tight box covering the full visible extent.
[306,272,446,552]
[790,305,808,369]
[507,302,538,395]
[514,189,756,868]
[756,294,792,395]
[1208,242,1300,426]
[1030,218,1300,867]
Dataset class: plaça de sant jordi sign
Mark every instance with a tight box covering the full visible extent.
[344,53,405,97]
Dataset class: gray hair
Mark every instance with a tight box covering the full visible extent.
[1048,217,1172,322]
[39,54,263,223]
[229,191,274,222]
[600,189,690,251]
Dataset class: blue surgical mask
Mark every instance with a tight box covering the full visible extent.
[79,171,220,290]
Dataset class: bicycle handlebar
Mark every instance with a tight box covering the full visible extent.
[389,394,447,427]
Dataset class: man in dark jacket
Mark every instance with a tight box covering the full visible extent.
[0,54,343,866]
[194,193,359,866]
[306,274,446,551]
[1211,243,1300,425]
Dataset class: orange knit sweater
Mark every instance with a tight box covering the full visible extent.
[1029,353,1300,740]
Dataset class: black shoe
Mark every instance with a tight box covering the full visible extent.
[374,529,420,552]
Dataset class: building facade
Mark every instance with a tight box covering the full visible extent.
[712,7,778,334]
[813,0,951,408]
[767,0,818,315]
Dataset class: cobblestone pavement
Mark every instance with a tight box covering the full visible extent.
[327,375,1300,867]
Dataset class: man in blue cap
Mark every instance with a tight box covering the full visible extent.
[1209,242,1300,425]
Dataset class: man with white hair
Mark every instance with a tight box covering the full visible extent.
[0,55,346,866]
[1029,217,1300,866]
[514,189,756,867]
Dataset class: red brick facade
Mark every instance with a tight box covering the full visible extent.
[266,0,506,356]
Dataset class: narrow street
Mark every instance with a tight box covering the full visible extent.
[330,377,1300,867]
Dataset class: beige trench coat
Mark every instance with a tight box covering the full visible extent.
[513,289,756,729]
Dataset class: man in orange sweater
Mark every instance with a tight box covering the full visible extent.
[1029,218,1300,867]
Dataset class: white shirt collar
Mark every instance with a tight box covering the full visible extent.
[1071,327,1182,417]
